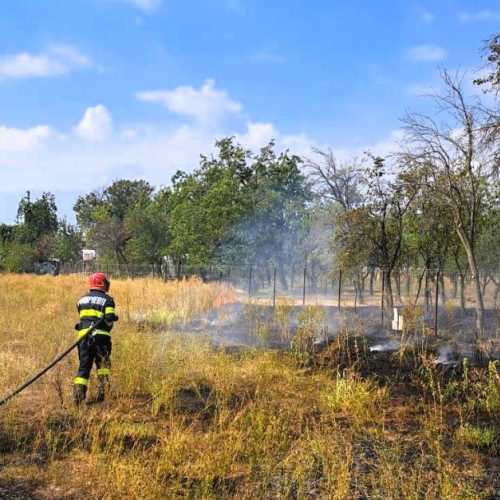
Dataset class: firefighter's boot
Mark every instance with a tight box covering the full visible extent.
[73,384,87,406]
[97,375,109,402]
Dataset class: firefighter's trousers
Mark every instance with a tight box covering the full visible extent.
[74,334,112,387]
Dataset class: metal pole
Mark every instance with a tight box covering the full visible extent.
[273,267,277,308]
[302,267,307,306]
[434,270,440,336]
[338,269,342,310]
[381,269,385,323]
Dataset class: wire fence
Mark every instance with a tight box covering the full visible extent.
[54,261,500,339]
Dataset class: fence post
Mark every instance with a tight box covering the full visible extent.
[434,270,440,336]
[338,269,342,310]
[381,269,385,323]
[302,267,307,306]
[273,267,277,309]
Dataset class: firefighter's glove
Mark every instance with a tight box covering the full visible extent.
[105,313,119,323]
[74,323,82,331]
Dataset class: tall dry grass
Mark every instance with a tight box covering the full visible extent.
[0,273,499,499]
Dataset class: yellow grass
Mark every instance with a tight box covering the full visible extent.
[0,274,499,499]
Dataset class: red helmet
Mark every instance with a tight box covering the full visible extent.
[89,272,110,292]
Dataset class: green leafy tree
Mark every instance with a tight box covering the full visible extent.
[334,156,416,308]
[164,138,311,287]
[474,34,500,94]
[74,179,155,268]
[3,191,59,269]
[166,138,254,266]
[16,191,58,245]
[52,219,84,263]
[126,197,170,265]
[232,142,310,289]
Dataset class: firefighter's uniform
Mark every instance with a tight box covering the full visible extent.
[73,279,118,405]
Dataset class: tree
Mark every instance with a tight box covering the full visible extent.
[16,191,58,245]
[9,191,59,266]
[399,69,500,334]
[163,137,311,288]
[52,219,84,263]
[74,180,156,268]
[474,34,500,94]
[334,155,417,308]
[236,142,310,290]
[403,185,456,307]
[305,148,369,295]
[165,138,254,266]
[126,196,170,265]
[305,148,362,211]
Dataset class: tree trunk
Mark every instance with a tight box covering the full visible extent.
[414,267,426,308]
[278,260,288,291]
[459,273,466,311]
[439,270,446,304]
[457,229,485,335]
[385,270,394,310]
[395,271,402,304]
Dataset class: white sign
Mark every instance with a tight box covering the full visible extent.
[82,249,96,262]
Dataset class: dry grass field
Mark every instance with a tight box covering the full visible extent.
[1,274,500,499]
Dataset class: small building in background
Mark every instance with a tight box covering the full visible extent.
[82,249,97,271]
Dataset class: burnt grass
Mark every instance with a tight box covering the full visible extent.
[2,331,500,499]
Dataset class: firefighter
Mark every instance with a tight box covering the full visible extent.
[73,272,119,406]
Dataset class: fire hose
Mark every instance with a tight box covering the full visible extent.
[0,318,104,407]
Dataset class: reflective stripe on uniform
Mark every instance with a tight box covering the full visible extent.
[74,377,88,386]
[94,329,111,336]
[97,368,110,376]
[77,328,111,339]
[79,309,104,319]
[105,306,115,315]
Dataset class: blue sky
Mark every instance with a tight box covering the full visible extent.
[0,0,498,224]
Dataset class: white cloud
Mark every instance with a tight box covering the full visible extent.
[406,44,447,62]
[459,10,500,22]
[47,44,92,67]
[366,130,404,158]
[0,125,52,152]
[236,122,317,157]
[0,112,318,200]
[125,0,162,12]
[0,45,92,81]
[137,79,242,125]
[236,122,277,150]
[74,105,113,140]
